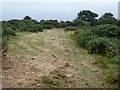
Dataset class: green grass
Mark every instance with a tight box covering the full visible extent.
[7,32,46,56]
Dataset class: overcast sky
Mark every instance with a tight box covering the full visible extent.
[1,1,119,21]
[0,0,119,2]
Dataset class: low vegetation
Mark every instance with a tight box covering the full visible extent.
[2,10,119,88]
[71,11,119,87]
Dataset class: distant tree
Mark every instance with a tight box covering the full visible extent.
[66,21,73,26]
[77,10,98,25]
[98,12,117,25]
[24,16,31,19]
[101,12,114,18]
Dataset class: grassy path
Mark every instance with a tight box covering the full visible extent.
[2,28,112,88]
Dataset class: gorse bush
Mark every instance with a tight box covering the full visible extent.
[76,24,118,57]
[92,24,118,37]
[31,24,43,32]
[88,37,118,56]
[2,27,16,37]
[6,18,44,33]
[2,27,16,56]
[98,18,117,25]
[20,19,43,32]
[65,26,78,31]
[76,31,97,48]
[72,19,90,27]
[42,25,52,29]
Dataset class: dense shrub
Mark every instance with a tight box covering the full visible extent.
[30,24,43,32]
[7,18,43,33]
[2,27,16,49]
[2,27,16,57]
[70,29,85,40]
[35,25,43,32]
[98,12,117,25]
[72,19,90,27]
[65,26,78,31]
[88,37,118,56]
[3,27,16,37]
[92,24,118,37]
[76,26,118,57]
[98,18,117,25]
[76,31,97,48]
[21,19,43,32]
[39,19,61,28]
[43,25,52,29]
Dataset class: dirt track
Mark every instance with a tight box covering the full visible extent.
[2,29,111,88]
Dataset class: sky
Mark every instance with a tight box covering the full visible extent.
[0,0,119,2]
[1,0,119,21]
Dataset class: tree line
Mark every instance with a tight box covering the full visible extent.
[1,10,119,54]
[1,10,119,56]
